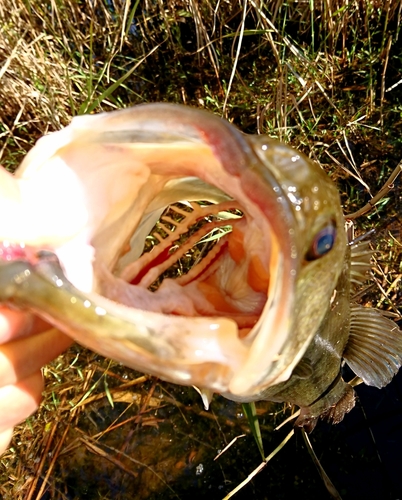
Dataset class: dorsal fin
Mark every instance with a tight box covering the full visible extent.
[349,239,373,288]
[343,305,402,388]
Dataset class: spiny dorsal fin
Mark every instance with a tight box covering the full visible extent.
[343,305,402,388]
[349,239,373,288]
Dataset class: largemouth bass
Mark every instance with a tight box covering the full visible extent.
[0,103,401,431]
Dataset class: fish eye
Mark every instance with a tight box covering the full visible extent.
[306,221,337,261]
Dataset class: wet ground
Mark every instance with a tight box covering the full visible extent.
[21,355,402,500]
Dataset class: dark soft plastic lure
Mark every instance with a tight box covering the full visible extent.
[0,103,401,431]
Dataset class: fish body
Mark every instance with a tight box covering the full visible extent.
[0,103,401,430]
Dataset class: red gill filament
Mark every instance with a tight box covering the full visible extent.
[123,201,269,333]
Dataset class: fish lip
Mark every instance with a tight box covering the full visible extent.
[0,250,249,393]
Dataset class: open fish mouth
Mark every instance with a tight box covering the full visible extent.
[0,103,344,400]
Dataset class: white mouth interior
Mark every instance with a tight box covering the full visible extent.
[82,176,290,396]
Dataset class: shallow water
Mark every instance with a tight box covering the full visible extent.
[33,361,402,500]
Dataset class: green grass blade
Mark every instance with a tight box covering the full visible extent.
[125,0,140,38]
[79,41,164,115]
[104,377,114,409]
[242,402,265,460]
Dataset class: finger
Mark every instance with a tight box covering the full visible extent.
[29,316,51,335]
[0,371,43,433]
[0,306,33,343]
[0,306,54,343]
[0,428,14,456]
[0,328,73,387]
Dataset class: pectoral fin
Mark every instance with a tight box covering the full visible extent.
[343,305,402,388]
[291,358,313,379]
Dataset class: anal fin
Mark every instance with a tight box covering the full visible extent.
[343,305,402,388]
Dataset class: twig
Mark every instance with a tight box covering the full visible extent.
[346,158,402,220]
[222,429,294,499]
[214,434,246,461]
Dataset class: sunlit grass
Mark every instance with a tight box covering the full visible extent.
[1,1,402,499]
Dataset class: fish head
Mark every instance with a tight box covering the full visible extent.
[0,103,347,400]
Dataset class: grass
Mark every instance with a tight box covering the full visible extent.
[1,0,402,498]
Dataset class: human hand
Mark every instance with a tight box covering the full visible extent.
[0,306,73,455]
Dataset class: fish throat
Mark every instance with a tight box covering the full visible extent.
[105,196,277,339]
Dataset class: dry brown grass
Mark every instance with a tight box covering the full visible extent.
[1,1,402,498]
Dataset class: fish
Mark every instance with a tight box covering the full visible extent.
[0,102,401,431]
